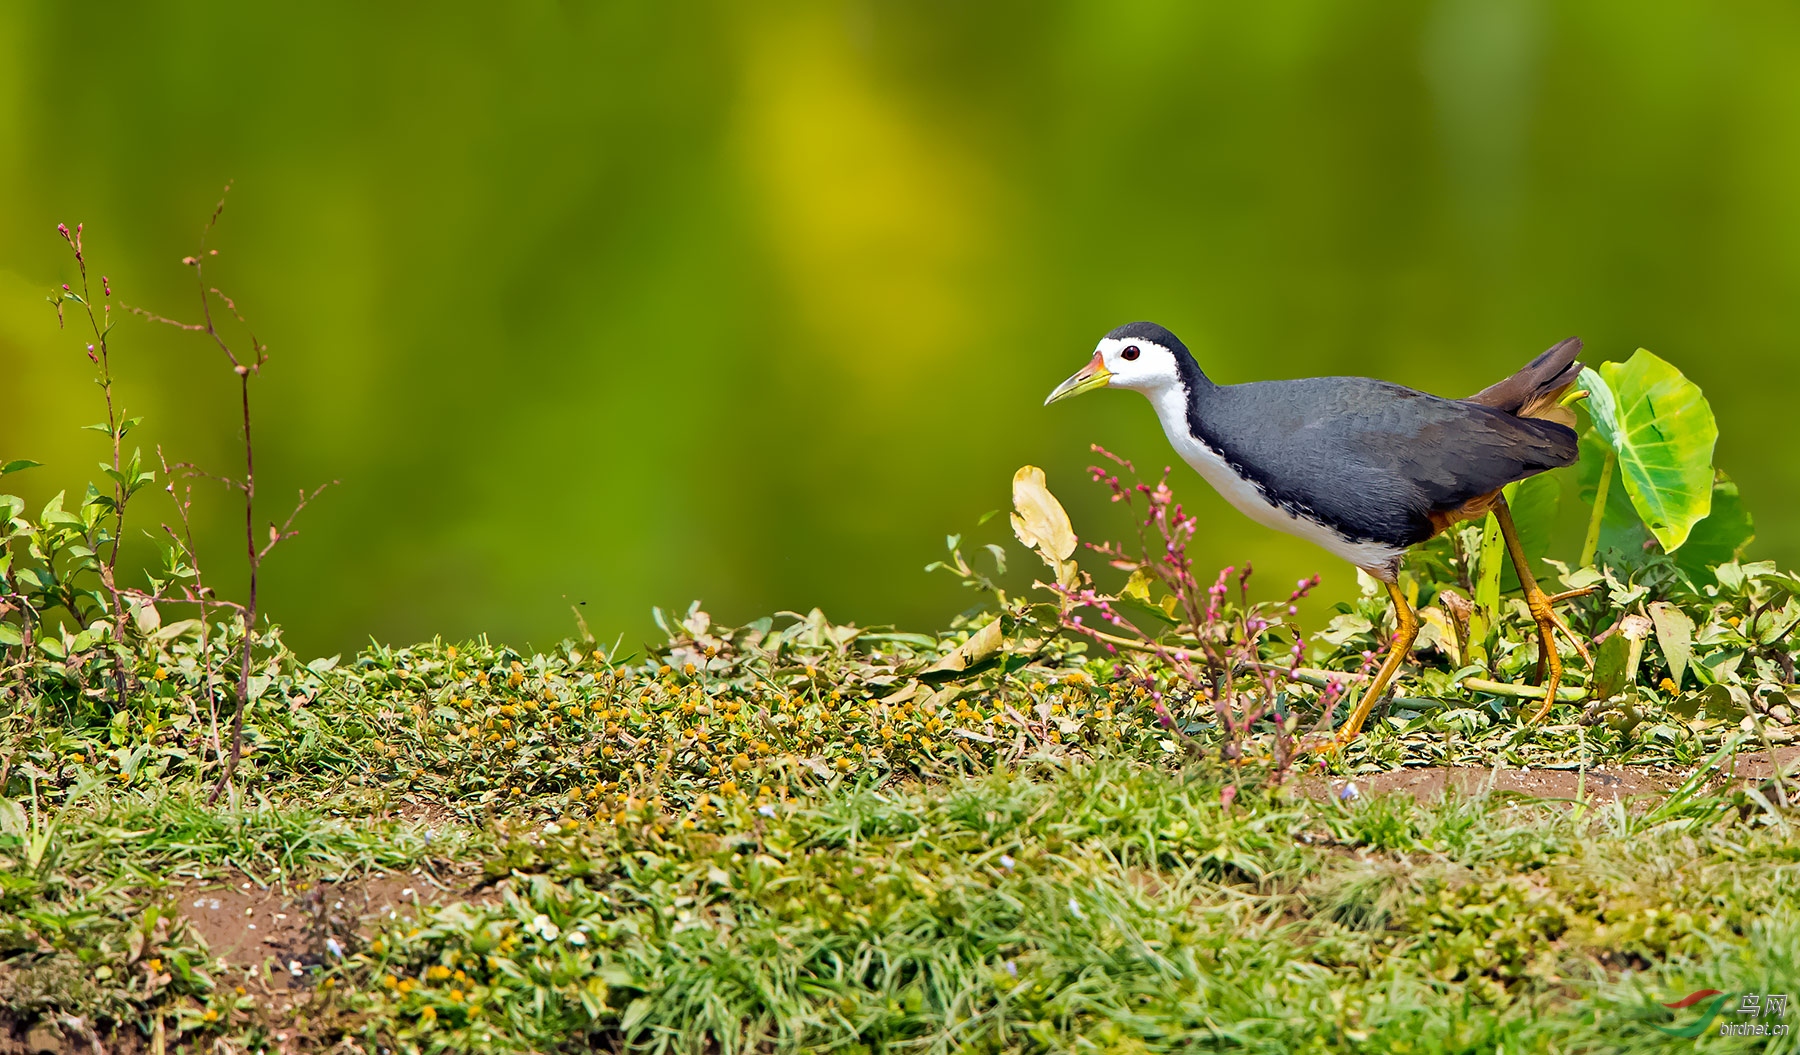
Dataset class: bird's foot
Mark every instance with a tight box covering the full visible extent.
[1524,594,1575,723]
[1295,732,1342,757]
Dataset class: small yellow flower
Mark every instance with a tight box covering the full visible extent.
[720,780,739,796]
[153,666,168,681]
[450,988,464,1001]
[202,1009,219,1023]
[1660,678,1677,692]
[147,958,162,973]
[446,646,458,659]
[428,965,451,981]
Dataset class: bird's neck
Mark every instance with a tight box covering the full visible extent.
[1143,351,1217,445]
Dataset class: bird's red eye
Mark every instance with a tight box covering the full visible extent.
[1122,345,1140,361]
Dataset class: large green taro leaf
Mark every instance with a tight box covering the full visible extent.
[1578,349,1717,552]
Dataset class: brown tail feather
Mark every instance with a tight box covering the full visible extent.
[1463,337,1583,427]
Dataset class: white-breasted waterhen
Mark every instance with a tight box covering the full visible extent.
[1046,322,1588,744]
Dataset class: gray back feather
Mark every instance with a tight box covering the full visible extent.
[1188,377,1578,547]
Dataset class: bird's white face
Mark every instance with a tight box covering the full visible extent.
[1044,336,1183,405]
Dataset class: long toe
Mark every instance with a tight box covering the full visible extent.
[1528,654,1563,723]
[1547,608,1592,664]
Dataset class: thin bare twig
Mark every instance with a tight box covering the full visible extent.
[129,185,324,805]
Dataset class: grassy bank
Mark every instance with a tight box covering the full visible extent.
[3,611,1798,1054]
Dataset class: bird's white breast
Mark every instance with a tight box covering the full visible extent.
[1144,384,1405,577]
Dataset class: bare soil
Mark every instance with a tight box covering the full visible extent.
[175,867,499,970]
[1313,745,1800,805]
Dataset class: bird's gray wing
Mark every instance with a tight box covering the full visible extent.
[1194,378,1578,546]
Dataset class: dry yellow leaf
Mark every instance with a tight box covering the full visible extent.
[1010,465,1076,563]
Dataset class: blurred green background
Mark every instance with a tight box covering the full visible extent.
[3,2,1797,657]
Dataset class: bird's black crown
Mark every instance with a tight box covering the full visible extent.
[1105,321,1189,357]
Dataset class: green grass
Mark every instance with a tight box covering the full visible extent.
[3,601,1798,1052]
[5,751,1798,1053]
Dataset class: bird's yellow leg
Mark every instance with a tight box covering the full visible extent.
[1334,580,1418,745]
[1491,495,1584,722]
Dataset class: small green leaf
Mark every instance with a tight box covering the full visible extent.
[1469,512,1504,664]
[1590,632,1631,700]
[1582,350,1718,552]
[0,460,42,477]
[1113,597,1178,629]
[1121,569,1155,602]
[1647,601,1694,690]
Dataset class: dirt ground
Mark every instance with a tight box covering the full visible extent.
[173,868,489,970]
[1316,745,1800,805]
[0,870,499,1055]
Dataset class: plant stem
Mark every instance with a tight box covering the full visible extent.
[64,225,132,709]
[1579,448,1616,569]
[1460,676,1585,702]
[218,369,257,804]
[1079,626,1362,689]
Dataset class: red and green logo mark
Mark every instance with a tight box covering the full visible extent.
[1656,990,1729,1038]
[1658,990,1790,1038]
